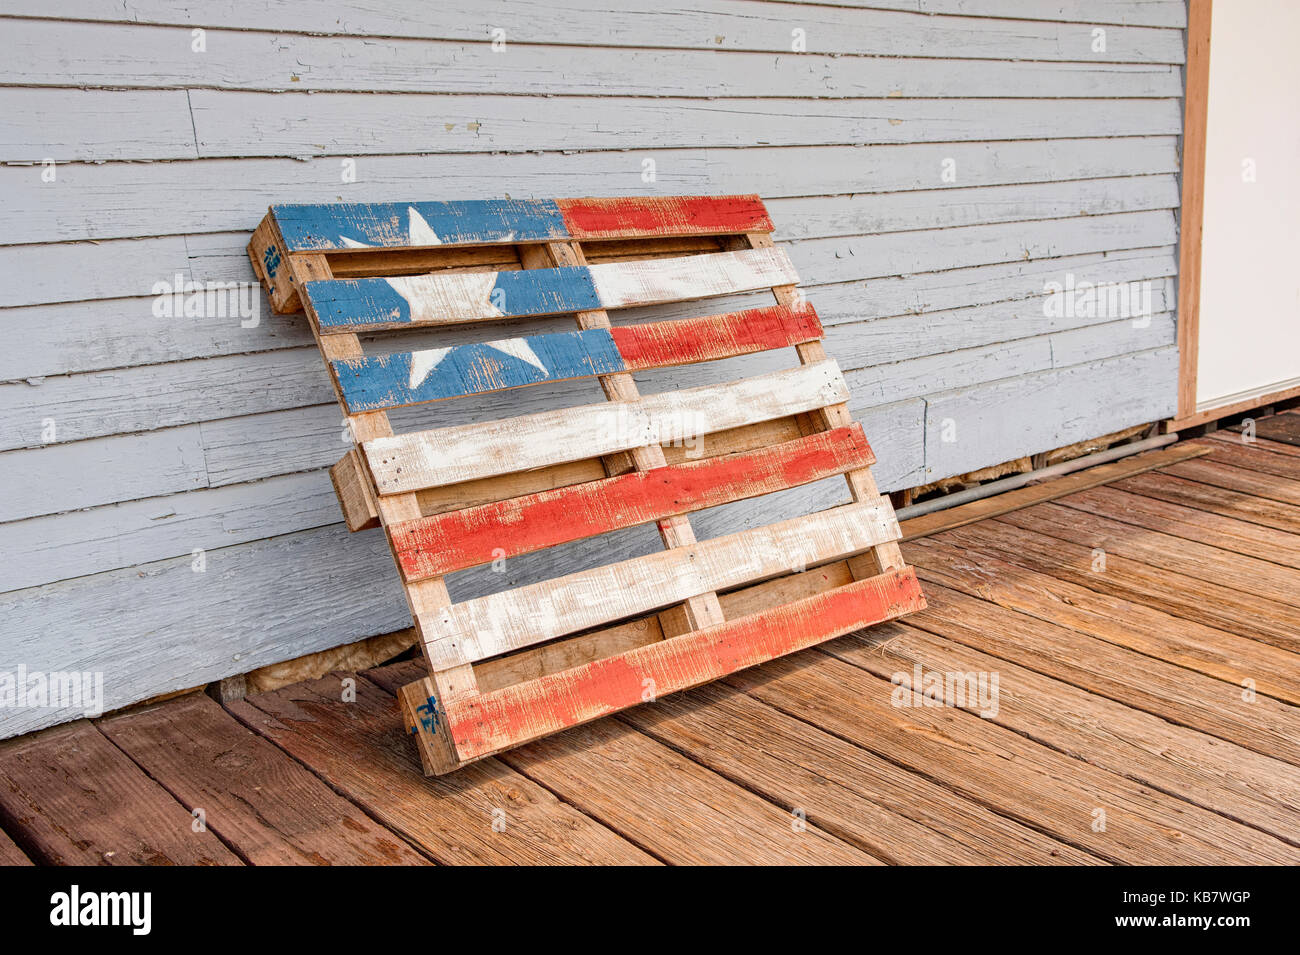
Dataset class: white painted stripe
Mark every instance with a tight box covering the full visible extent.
[363,359,848,493]
[590,246,798,307]
[421,499,901,669]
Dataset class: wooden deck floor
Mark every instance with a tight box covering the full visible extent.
[3,428,1299,865]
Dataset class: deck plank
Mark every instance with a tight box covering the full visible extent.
[0,721,241,865]
[1057,486,1300,569]
[907,534,1300,705]
[368,660,873,864]
[726,652,1298,864]
[1202,436,1300,474]
[904,582,1300,766]
[1162,456,1300,507]
[619,680,1100,864]
[998,500,1300,612]
[1114,470,1300,534]
[99,693,430,865]
[825,623,1300,846]
[961,518,1300,652]
[227,671,656,865]
[0,826,32,866]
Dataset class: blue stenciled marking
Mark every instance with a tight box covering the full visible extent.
[262,244,281,279]
[272,199,568,250]
[333,328,627,411]
[410,695,441,734]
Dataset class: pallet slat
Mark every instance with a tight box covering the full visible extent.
[421,500,901,669]
[272,194,771,251]
[331,302,822,412]
[415,567,924,763]
[364,359,849,494]
[392,426,874,580]
[303,247,797,331]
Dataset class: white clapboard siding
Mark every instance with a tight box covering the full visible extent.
[923,347,1180,477]
[0,2,1188,740]
[0,20,1184,99]
[184,92,1181,158]
[7,1,1187,59]
[1,139,1180,245]
[365,361,848,493]
[423,500,901,668]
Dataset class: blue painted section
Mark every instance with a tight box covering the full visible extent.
[333,329,627,410]
[305,265,603,329]
[272,199,568,250]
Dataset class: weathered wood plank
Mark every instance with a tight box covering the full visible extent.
[1113,470,1300,535]
[9,1,1187,59]
[422,503,904,670]
[0,19,1185,96]
[1163,456,1300,507]
[944,518,1300,652]
[992,507,1300,651]
[364,360,848,493]
[394,426,871,580]
[428,568,923,756]
[0,721,241,865]
[997,500,1300,612]
[226,671,655,864]
[332,303,821,412]
[905,580,1300,766]
[189,91,1181,158]
[1058,486,1300,570]
[304,247,797,331]
[619,680,1100,864]
[907,534,1300,705]
[0,88,198,161]
[0,826,32,866]
[727,652,1296,864]
[827,622,1300,847]
[274,195,769,251]
[99,693,430,865]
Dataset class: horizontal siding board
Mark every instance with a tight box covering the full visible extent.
[0,470,340,594]
[187,91,1182,158]
[922,346,1179,478]
[0,89,197,161]
[6,1,1186,60]
[1,20,1184,98]
[0,427,207,523]
[0,139,1180,245]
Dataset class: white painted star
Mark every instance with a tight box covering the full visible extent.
[406,337,548,389]
[341,207,508,324]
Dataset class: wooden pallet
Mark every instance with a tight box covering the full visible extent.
[249,195,925,775]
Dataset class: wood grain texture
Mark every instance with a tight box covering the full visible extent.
[99,693,429,865]
[827,622,1300,847]
[226,671,655,864]
[0,826,31,866]
[364,360,849,493]
[727,652,1296,864]
[619,680,1098,864]
[907,533,1300,705]
[422,502,904,669]
[0,721,241,865]
[392,426,872,580]
[902,580,1300,767]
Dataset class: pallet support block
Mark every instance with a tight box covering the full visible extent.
[249,194,925,775]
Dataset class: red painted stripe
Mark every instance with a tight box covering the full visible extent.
[390,426,873,581]
[610,303,822,370]
[557,195,773,240]
[444,567,926,760]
